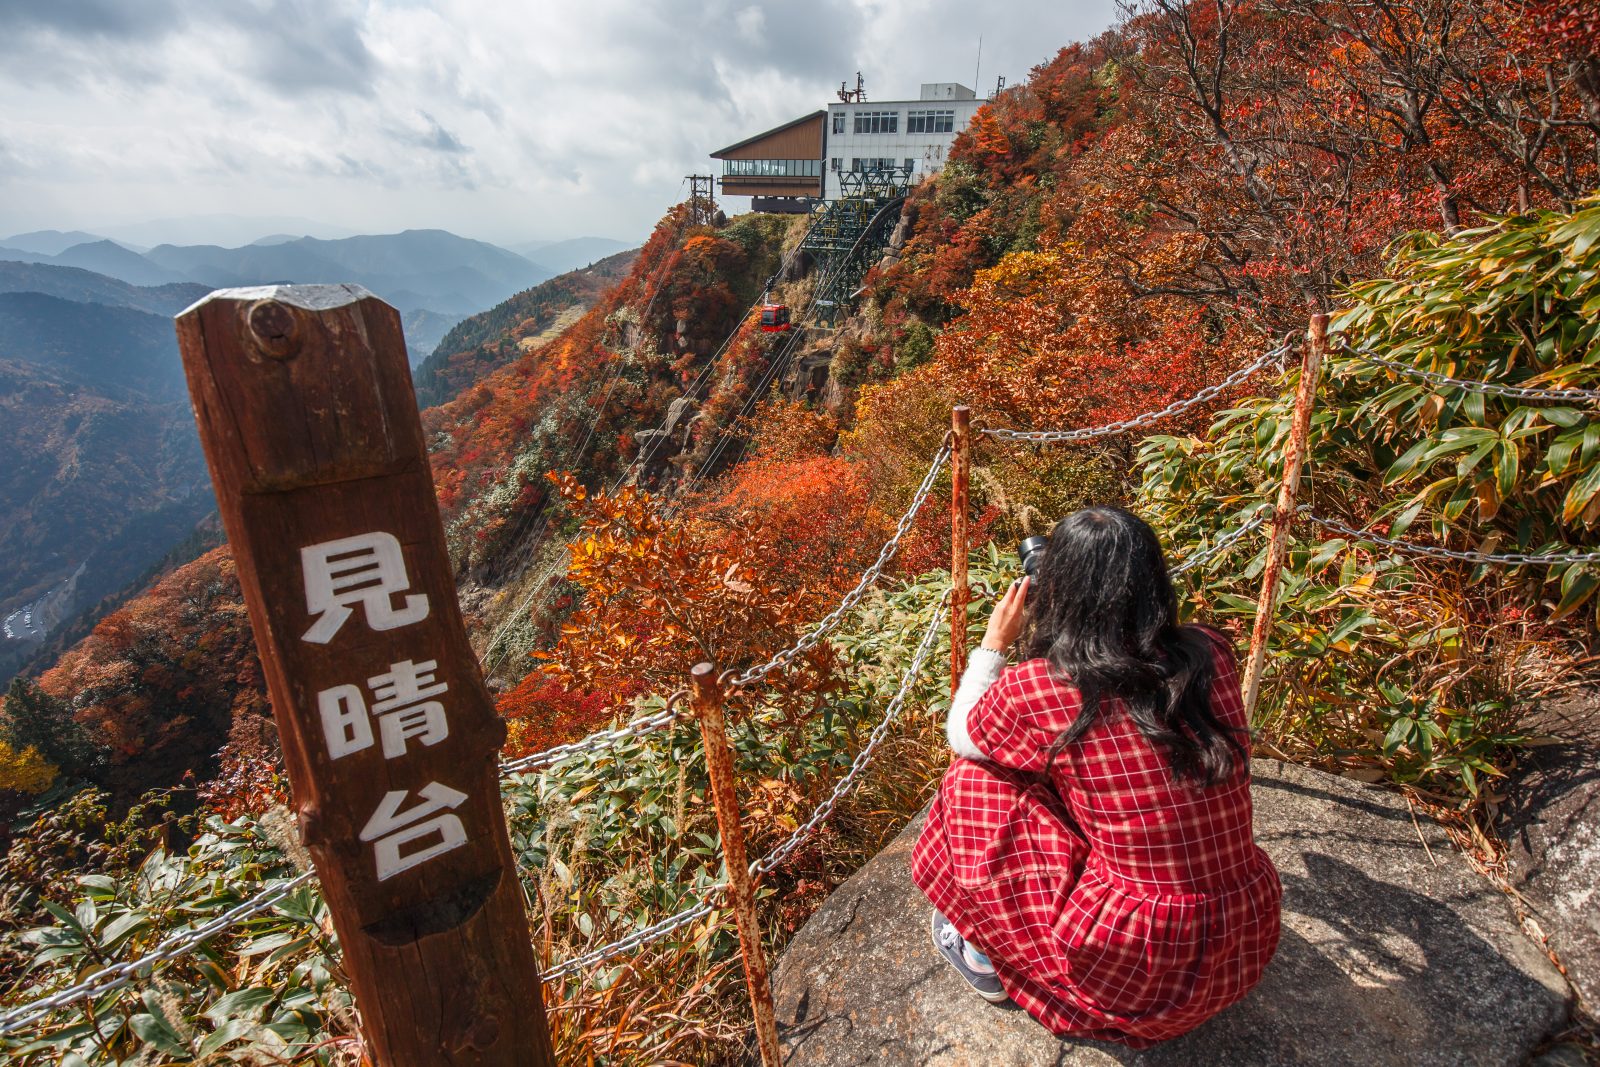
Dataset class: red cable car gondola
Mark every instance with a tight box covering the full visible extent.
[759,303,792,333]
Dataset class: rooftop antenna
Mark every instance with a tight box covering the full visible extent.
[974,34,983,96]
[995,74,1006,97]
[836,71,866,103]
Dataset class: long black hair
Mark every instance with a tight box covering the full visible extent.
[1023,506,1247,787]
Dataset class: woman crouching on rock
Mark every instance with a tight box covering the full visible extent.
[911,505,1282,1047]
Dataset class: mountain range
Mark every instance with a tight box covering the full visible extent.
[0,228,592,364]
[0,231,637,686]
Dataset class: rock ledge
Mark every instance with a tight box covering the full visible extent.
[775,760,1571,1066]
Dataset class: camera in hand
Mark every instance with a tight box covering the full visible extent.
[1018,536,1047,581]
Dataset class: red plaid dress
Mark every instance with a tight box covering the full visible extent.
[911,631,1281,1047]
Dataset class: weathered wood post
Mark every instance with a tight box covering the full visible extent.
[950,406,972,698]
[691,663,781,1067]
[175,285,554,1067]
[1242,313,1329,726]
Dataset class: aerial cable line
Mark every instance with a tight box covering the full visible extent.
[614,210,826,492]
[477,212,688,673]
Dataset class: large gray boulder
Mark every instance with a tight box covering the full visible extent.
[775,759,1571,1066]
[1499,690,1600,1008]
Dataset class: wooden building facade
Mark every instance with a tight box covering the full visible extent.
[710,111,826,213]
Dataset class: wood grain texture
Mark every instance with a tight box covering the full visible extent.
[949,406,971,698]
[175,285,554,1067]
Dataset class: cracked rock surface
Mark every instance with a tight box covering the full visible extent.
[1499,690,1600,1009]
[775,759,1571,1066]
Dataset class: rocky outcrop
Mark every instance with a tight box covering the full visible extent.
[774,759,1571,1066]
[631,395,698,482]
[1500,689,1600,1009]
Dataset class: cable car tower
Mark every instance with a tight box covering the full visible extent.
[686,174,717,226]
[800,163,913,327]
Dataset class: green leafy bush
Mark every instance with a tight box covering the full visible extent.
[1139,201,1600,797]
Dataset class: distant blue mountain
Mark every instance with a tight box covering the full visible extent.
[0,290,208,627]
[51,240,190,287]
[1,230,118,256]
[0,260,210,316]
[511,236,631,274]
[3,228,548,317]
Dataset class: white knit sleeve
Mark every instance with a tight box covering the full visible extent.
[946,648,1006,760]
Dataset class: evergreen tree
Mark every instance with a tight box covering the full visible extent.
[2,678,98,780]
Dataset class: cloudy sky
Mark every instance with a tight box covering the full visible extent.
[0,0,1119,248]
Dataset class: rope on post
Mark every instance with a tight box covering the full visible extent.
[691,663,782,1067]
[1242,313,1328,726]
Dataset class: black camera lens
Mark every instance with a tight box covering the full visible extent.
[1018,536,1047,579]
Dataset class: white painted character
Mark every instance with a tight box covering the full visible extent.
[359,782,469,881]
[367,658,449,758]
[300,531,429,644]
[316,659,450,760]
[317,683,373,759]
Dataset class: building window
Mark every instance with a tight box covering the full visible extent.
[853,111,899,135]
[831,158,841,171]
[907,109,956,134]
[720,159,823,178]
[833,112,846,135]
[904,158,916,172]
[850,157,897,172]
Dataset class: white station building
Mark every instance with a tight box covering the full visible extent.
[822,83,984,199]
[710,80,987,212]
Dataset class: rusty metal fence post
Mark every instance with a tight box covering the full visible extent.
[1242,313,1329,725]
[949,406,972,698]
[691,664,782,1067]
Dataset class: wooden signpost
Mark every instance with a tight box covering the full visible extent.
[175,285,554,1067]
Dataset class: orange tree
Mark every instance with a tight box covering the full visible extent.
[533,472,840,734]
[930,239,1263,434]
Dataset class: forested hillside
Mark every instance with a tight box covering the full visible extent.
[1,0,1596,1062]
[413,246,638,408]
[0,292,210,653]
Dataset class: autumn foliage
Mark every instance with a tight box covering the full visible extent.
[533,472,840,727]
[32,547,269,804]
[7,0,1597,825]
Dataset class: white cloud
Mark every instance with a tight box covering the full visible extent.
[0,0,1119,247]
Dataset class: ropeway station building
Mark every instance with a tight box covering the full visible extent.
[711,80,986,212]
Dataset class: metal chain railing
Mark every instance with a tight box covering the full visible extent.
[751,588,948,875]
[0,871,316,1037]
[981,343,1291,444]
[542,895,720,982]
[728,441,952,688]
[542,589,948,980]
[502,440,951,777]
[1169,507,1273,576]
[1302,509,1600,565]
[1333,341,1600,404]
[500,689,692,777]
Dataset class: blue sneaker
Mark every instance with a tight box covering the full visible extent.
[930,910,1010,1003]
